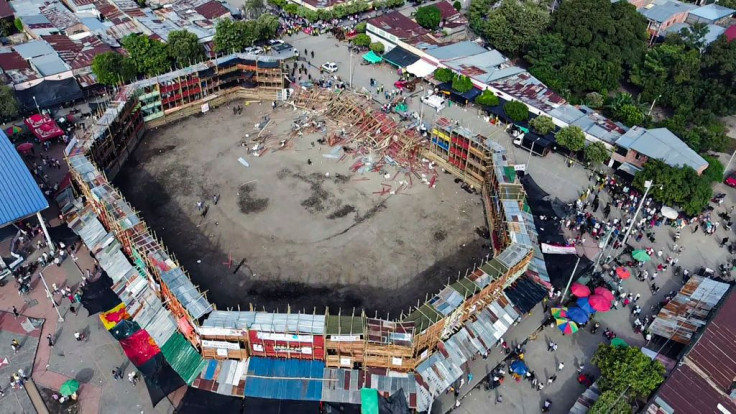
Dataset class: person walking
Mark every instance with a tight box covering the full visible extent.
[128,371,138,385]
[11,339,20,353]
[47,334,54,347]
[11,306,19,319]
[557,362,565,371]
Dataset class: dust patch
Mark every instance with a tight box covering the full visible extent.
[238,183,269,214]
[327,204,356,219]
[434,230,447,241]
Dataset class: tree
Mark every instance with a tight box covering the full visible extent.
[629,43,701,111]
[585,92,604,109]
[589,391,632,414]
[283,3,297,13]
[701,155,724,184]
[355,22,366,33]
[504,101,529,121]
[122,34,171,75]
[369,42,385,54]
[92,52,136,86]
[556,126,585,152]
[615,104,646,127]
[452,75,473,93]
[472,0,550,55]
[214,19,256,53]
[475,89,499,107]
[352,34,371,47]
[168,30,205,68]
[256,14,279,40]
[592,344,665,399]
[415,5,441,30]
[0,19,14,37]
[0,85,19,121]
[584,142,611,164]
[525,33,566,69]
[699,36,736,117]
[453,0,461,11]
[633,160,713,216]
[433,68,453,83]
[244,0,264,18]
[529,115,555,135]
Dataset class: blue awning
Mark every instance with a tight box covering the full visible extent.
[0,130,48,227]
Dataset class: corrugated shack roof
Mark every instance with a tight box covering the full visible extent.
[68,208,112,250]
[96,241,138,284]
[90,184,140,230]
[161,332,207,385]
[648,276,729,344]
[650,289,736,414]
[403,304,443,334]
[159,267,213,319]
[202,310,256,330]
[450,278,479,299]
[194,359,247,397]
[490,72,565,113]
[245,357,325,401]
[615,126,708,171]
[325,315,365,336]
[429,286,464,316]
[321,368,366,405]
[479,257,509,280]
[415,295,517,411]
[497,243,532,269]
[0,130,49,226]
[249,313,325,335]
[366,318,414,346]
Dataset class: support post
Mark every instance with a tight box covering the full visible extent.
[37,212,54,255]
[560,256,581,304]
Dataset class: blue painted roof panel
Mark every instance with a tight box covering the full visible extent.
[0,131,48,226]
[245,357,324,401]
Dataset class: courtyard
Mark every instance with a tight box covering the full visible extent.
[115,99,488,316]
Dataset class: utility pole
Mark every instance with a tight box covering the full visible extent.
[39,272,64,322]
[620,180,654,246]
[526,137,540,171]
[560,256,581,303]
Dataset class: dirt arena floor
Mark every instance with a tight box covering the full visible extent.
[115,101,488,316]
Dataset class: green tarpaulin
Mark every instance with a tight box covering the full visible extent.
[363,51,383,64]
[160,333,207,385]
[361,388,379,414]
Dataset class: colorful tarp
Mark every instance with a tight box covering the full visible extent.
[362,51,382,64]
[100,303,131,330]
[361,388,379,414]
[120,329,161,367]
[110,319,142,341]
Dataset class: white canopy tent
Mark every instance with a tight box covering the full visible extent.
[406,59,436,78]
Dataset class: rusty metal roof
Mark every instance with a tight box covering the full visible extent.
[648,276,729,344]
[648,288,736,414]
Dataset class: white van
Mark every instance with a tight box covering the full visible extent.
[421,94,446,112]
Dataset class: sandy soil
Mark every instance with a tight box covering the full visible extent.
[115,102,488,315]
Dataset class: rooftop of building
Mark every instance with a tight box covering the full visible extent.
[489,72,566,113]
[40,2,82,30]
[43,33,113,70]
[648,287,736,414]
[367,11,428,41]
[639,0,696,23]
[615,126,709,171]
[13,39,56,59]
[0,47,31,71]
[726,24,736,41]
[0,130,49,227]
[666,22,725,46]
[688,3,734,20]
[0,0,13,19]
[425,40,487,61]
[30,52,70,75]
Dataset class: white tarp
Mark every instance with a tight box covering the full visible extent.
[541,243,577,254]
[407,59,436,78]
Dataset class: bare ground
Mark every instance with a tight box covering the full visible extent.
[115,102,488,316]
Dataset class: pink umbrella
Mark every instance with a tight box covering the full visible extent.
[16,142,33,154]
[570,283,591,298]
[588,295,612,312]
[594,287,615,302]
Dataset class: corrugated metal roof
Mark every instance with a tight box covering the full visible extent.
[321,368,365,405]
[193,359,247,396]
[689,3,734,20]
[244,357,325,401]
[366,318,414,346]
[615,126,708,171]
[13,40,55,59]
[415,295,518,411]
[249,313,326,335]
[202,310,256,330]
[429,286,464,316]
[160,267,213,319]
[0,130,48,226]
[648,276,729,344]
[325,315,365,336]
[426,41,487,61]
[640,0,696,23]
[143,307,178,347]
[68,209,111,249]
[161,332,207,385]
[403,303,443,334]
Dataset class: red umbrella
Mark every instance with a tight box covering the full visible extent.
[615,267,631,280]
[570,283,591,298]
[588,295,612,312]
[16,142,34,154]
[594,287,615,302]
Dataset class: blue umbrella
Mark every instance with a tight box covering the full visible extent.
[510,360,528,375]
[576,297,596,315]
[566,306,590,324]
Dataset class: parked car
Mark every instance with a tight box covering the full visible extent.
[725,172,736,188]
[321,62,338,73]
[244,46,263,55]
[420,94,446,112]
[268,39,284,46]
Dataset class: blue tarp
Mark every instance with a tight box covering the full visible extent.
[244,357,324,401]
[0,130,48,227]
